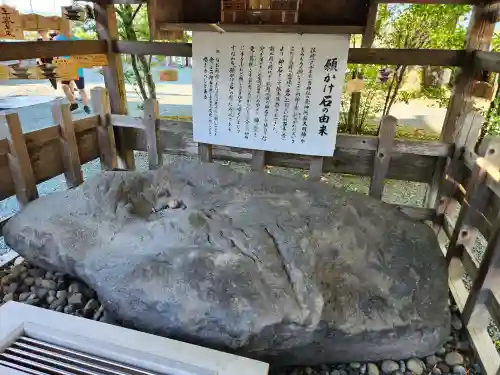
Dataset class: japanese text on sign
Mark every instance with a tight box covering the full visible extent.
[192,32,349,156]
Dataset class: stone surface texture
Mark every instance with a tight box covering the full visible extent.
[3,161,450,366]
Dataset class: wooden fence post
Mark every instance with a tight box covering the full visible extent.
[143,99,162,170]
[369,115,397,199]
[52,100,83,188]
[2,112,38,206]
[91,87,118,171]
[441,4,499,142]
[433,111,483,230]
[251,150,266,171]
[198,143,213,162]
[309,157,324,181]
[94,0,135,170]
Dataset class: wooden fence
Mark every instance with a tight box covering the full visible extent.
[0,86,500,373]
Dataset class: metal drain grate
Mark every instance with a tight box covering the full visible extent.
[0,336,164,375]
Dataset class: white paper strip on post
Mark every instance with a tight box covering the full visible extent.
[192,32,349,157]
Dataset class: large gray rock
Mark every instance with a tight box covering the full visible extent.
[3,161,450,365]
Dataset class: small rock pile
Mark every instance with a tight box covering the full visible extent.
[0,259,484,375]
[0,258,104,321]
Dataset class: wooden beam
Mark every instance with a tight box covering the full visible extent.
[198,143,213,162]
[115,41,193,57]
[112,42,468,67]
[309,157,324,181]
[94,0,135,170]
[159,23,364,34]
[362,0,378,48]
[475,50,500,72]
[348,48,466,67]
[0,40,106,62]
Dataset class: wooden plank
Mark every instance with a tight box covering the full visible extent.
[159,23,364,34]
[126,120,441,182]
[94,0,135,170]
[0,40,106,62]
[198,143,213,162]
[251,150,266,171]
[309,157,324,181]
[115,41,192,57]
[1,112,38,206]
[144,99,162,170]
[369,116,397,199]
[51,101,84,189]
[348,48,466,67]
[441,4,499,142]
[91,87,118,171]
[475,50,500,73]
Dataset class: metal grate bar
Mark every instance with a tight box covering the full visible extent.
[0,335,165,375]
[13,341,136,375]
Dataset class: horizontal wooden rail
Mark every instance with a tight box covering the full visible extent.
[475,51,500,72]
[114,41,193,57]
[0,116,101,200]
[112,41,469,67]
[0,41,107,62]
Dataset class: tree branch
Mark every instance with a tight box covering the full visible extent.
[131,4,143,23]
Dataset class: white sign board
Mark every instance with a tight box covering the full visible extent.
[192,32,349,156]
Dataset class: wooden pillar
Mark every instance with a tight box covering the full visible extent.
[143,99,162,170]
[52,100,84,188]
[198,143,213,162]
[2,112,38,206]
[441,4,500,143]
[91,87,118,171]
[94,0,135,170]
[369,115,397,199]
[251,150,266,171]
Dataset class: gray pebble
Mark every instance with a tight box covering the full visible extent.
[25,298,40,306]
[350,363,361,369]
[436,347,447,356]
[445,352,464,367]
[68,293,85,308]
[3,293,15,302]
[399,361,406,373]
[44,271,54,280]
[451,315,463,331]
[55,305,64,313]
[46,295,56,305]
[48,290,56,298]
[437,363,450,373]
[382,360,400,374]
[456,341,470,351]
[68,282,81,294]
[83,299,100,316]
[426,355,440,368]
[56,290,68,299]
[331,370,340,375]
[63,305,74,314]
[23,277,35,287]
[339,370,348,375]
[49,297,67,310]
[36,288,49,300]
[360,364,367,375]
[367,363,379,375]
[406,359,425,375]
[9,265,26,279]
[18,292,31,302]
[27,293,37,301]
[452,366,466,375]
[30,286,37,292]
[7,282,19,294]
[432,369,442,375]
[41,279,57,290]
[13,257,25,266]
